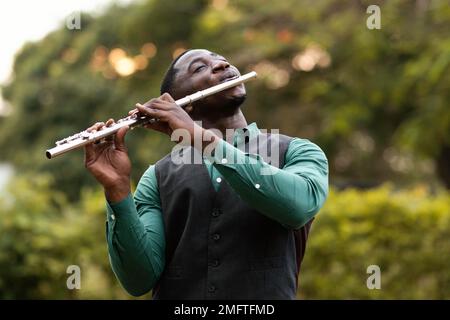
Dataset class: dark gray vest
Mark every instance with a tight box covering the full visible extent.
[153,133,313,299]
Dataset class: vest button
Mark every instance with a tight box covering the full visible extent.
[208,285,216,293]
[212,208,222,217]
[212,233,221,241]
[209,259,220,267]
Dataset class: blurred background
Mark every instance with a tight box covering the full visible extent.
[0,0,449,299]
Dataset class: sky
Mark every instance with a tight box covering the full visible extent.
[0,0,133,114]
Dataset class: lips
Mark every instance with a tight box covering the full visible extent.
[219,72,239,83]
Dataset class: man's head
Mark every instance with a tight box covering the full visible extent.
[160,49,247,116]
[160,49,192,96]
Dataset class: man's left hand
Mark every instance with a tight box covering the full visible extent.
[131,93,199,144]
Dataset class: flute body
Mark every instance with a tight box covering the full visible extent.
[46,71,257,159]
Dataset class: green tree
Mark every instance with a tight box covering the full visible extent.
[1,0,449,199]
[300,185,450,299]
[1,176,448,298]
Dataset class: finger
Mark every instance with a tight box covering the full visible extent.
[87,121,106,132]
[160,93,175,103]
[128,108,139,116]
[104,119,115,142]
[114,126,129,152]
[135,103,146,111]
[136,103,166,119]
[141,101,172,111]
[104,135,114,142]
[139,98,172,110]
[184,105,193,114]
[84,143,95,165]
[96,122,107,131]
[94,138,114,148]
[86,122,100,132]
[141,98,157,108]
[131,106,144,118]
[105,118,115,127]
[144,120,170,135]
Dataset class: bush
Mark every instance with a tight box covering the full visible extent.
[1,176,448,299]
[299,185,450,299]
[0,174,149,299]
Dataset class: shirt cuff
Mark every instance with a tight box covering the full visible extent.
[106,193,139,224]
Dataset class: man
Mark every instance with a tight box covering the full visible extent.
[84,49,328,299]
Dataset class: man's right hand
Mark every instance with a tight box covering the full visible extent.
[84,119,131,203]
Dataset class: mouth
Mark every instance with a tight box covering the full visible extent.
[219,73,239,83]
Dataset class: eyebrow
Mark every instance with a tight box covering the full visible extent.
[187,57,205,70]
[187,53,225,70]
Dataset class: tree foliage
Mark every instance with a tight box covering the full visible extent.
[1,177,448,299]
[300,185,450,299]
[0,0,449,299]
[0,0,449,199]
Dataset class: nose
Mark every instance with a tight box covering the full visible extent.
[212,60,230,73]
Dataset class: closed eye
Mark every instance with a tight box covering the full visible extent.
[194,65,206,73]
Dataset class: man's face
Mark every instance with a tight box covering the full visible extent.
[171,49,246,109]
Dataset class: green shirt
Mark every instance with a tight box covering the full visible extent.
[106,122,328,296]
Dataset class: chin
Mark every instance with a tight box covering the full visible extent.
[220,92,246,110]
[224,84,247,106]
[230,93,246,107]
[192,90,246,116]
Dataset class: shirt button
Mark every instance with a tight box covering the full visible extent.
[212,233,221,241]
[209,259,220,267]
[212,208,222,217]
[111,214,115,220]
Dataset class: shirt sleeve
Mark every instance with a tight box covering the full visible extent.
[105,165,165,297]
[209,137,329,229]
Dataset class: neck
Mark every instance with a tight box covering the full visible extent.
[191,108,248,143]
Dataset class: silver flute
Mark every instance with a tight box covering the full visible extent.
[45,71,257,159]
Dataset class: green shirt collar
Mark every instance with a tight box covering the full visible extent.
[232,122,260,146]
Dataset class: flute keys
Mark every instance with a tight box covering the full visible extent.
[56,139,68,145]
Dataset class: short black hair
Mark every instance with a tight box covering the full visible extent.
[160,49,192,95]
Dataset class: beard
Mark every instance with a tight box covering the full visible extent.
[191,91,247,119]
[222,92,246,109]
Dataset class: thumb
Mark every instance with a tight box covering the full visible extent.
[84,142,96,165]
[160,92,175,102]
[114,126,129,152]
[144,120,170,135]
